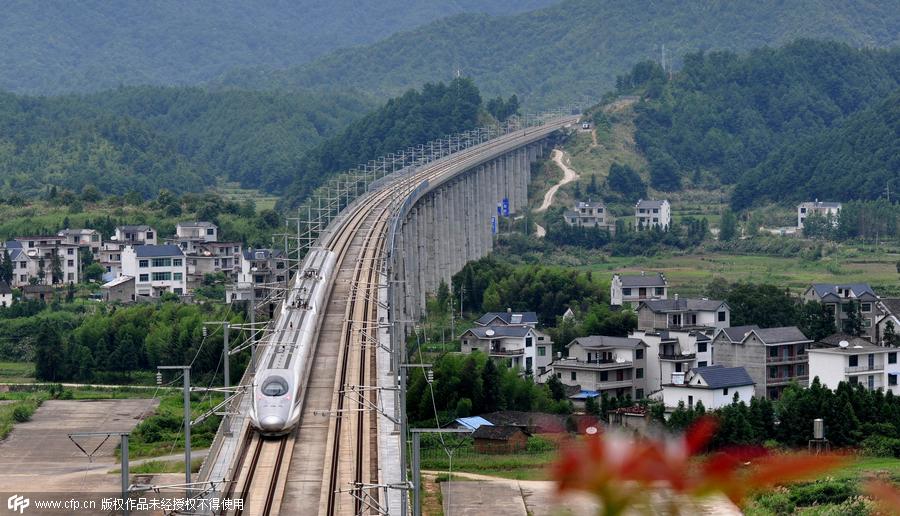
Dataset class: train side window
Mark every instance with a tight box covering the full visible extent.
[261,376,289,396]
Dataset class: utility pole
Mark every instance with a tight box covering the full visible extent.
[69,431,131,515]
[157,365,192,490]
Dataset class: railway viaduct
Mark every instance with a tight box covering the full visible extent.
[197,113,579,515]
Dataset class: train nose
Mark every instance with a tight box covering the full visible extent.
[259,415,285,432]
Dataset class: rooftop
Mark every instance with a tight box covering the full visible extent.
[811,334,884,354]
[0,281,11,294]
[117,225,153,232]
[243,248,285,260]
[800,201,842,209]
[636,199,668,209]
[640,298,727,313]
[475,311,538,326]
[177,221,217,228]
[574,201,605,209]
[451,416,493,431]
[569,335,646,350]
[808,283,878,300]
[881,298,900,316]
[133,245,184,258]
[462,326,532,339]
[749,327,811,345]
[101,275,134,288]
[615,272,667,287]
[718,325,761,343]
[691,365,755,389]
[472,425,529,440]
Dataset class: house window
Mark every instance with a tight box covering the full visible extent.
[656,287,664,295]
[67,248,74,255]
[146,231,154,240]
[698,342,708,353]
[723,388,729,395]
[861,303,871,312]
[622,288,631,296]
[139,260,149,268]
[173,273,183,281]
[849,355,858,367]
[698,361,707,367]
[19,275,25,282]
[206,228,214,236]
[769,347,778,358]
[67,260,74,267]
[889,374,897,386]
[538,346,546,357]
[570,371,576,381]
[556,373,561,379]
[889,352,897,364]
[635,349,644,360]
[688,395,693,408]
[675,362,682,372]
[152,258,171,267]
[539,366,545,375]
[636,388,644,399]
[174,288,183,295]
[717,311,726,322]
[798,344,805,355]
[841,303,852,313]
[770,366,777,378]
[67,273,74,281]
[173,259,183,267]
[525,337,533,348]
[863,319,872,328]
[600,371,608,382]
[636,368,643,379]
[139,274,149,282]
[19,261,25,269]
[152,272,172,281]
[850,376,859,385]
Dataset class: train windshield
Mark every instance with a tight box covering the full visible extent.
[261,376,289,397]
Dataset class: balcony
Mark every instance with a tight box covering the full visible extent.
[766,355,807,365]
[490,348,524,356]
[555,359,633,371]
[659,353,696,361]
[597,380,635,391]
[845,364,883,374]
[768,375,809,387]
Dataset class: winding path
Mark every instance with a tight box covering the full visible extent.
[537,149,580,213]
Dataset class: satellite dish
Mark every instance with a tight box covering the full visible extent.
[485,329,495,337]
[615,357,625,363]
[839,340,849,348]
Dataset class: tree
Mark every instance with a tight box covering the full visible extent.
[0,249,12,284]
[51,249,63,284]
[719,209,738,241]
[585,395,600,416]
[724,282,798,327]
[34,324,66,381]
[37,258,46,284]
[607,163,646,201]
[648,152,681,191]
[481,358,501,413]
[843,300,863,337]
[83,263,105,282]
[547,375,566,402]
[884,320,899,347]
[798,301,836,341]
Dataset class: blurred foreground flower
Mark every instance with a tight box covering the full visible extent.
[865,480,900,516]
[553,417,846,516]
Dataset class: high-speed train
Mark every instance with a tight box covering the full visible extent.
[249,247,337,436]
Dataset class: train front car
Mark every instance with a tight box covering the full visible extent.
[249,248,337,436]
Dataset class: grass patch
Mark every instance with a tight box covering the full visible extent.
[0,394,46,440]
[125,392,223,460]
[0,362,35,383]
[421,449,556,478]
[213,181,279,213]
[110,457,203,475]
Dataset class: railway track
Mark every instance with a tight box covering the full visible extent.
[227,116,577,515]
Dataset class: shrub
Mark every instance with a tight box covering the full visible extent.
[526,436,555,453]
[860,434,900,458]
[787,479,857,507]
[12,404,33,423]
[752,489,795,515]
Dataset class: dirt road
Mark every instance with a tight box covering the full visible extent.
[536,149,579,213]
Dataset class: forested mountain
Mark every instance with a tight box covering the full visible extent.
[0,87,369,197]
[625,40,900,207]
[0,0,559,94]
[218,0,900,108]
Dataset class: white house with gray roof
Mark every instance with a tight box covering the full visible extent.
[611,272,668,307]
[637,297,730,332]
[808,334,899,394]
[630,329,713,393]
[712,326,813,399]
[121,245,187,298]
[549,336,648,400]
[635,199,671,229]
[803,283,880,341]
[564,201,613,230]
[114,225,157,246]
[797,200,841,229]
[474,310,538,328]
[658,365,755,410]
[0,281,12,307]
[460,325,553,378]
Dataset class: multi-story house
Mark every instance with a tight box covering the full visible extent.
[121,245,187,298]
[876,298,900,346]
[637,296,730,332]
[611,272,667,307]
[114,225,157,246]
[808,334,899,394]
[474,310,538,328]
[630,329,713,393]
[549,336,648,400]
[797,200,841,229]
[8,237,80,285]
[175,221,218,243]
[0,281,12,307]
[635,199,671,230]
[183,242,243,288]
[460,325,553,377]
[99,242,124,279]
[803,283,880,341]
[57,229,102,256]
[227,248,289,302]
[659,365,756,410]
[712,326,813,399]
[564,201,612,229]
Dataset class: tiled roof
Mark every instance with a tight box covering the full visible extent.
[616,272,666,287]
[800,201,842,209]
[0,281,11,294]
[693,365,755,389]
[719,325,761,343]
[472,425,529,440]
[879,298,900,316]
[569,336,646,350]
[750,327,811,345]
[809,283,878,299]
[117,225,152,232]
[134,245,184,258]
[177,221,216,227]
[636,199,667,209]
[462,326,531,339]
[813,333,883,354]
[475,311,538,326]
[101,275,134,288]
[480,411,567,433]
[641,298,727,313]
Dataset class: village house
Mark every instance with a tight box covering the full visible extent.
[564,201,613,229]
[808,334,899,394]
[712,326,813,399]
[797,200,841,229]
[610,271,667,307]
[6,237,80,286]
[0,281,12,308]
[634,199,671,229]
[471,425,530,454]
[121,245,187,298]
[99,242,124,279]
[57,229,102,256]
[113,225,157,246]
[876,298,900,346]
[227,248,289,302]
[474,309,538,327]
[803,283,880,341]
[629,329,713,393]
[460,324,553,378]
[658,365,755,411]
[100,275,135,303]
[175,221,218,242]
[549,335,648,401]
[637,296,730,332]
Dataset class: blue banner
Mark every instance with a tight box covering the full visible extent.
[502,197,510,217]
[497,203,502,217]
[491,216,497,234]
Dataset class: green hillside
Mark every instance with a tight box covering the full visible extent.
[218,0,900,108]
[0,0,559,94]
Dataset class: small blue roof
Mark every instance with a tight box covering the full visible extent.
[135,245,184,258]
[569,390,600,400]
[454,416,493,431]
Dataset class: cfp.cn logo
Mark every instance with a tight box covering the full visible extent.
[7,495,29,514]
